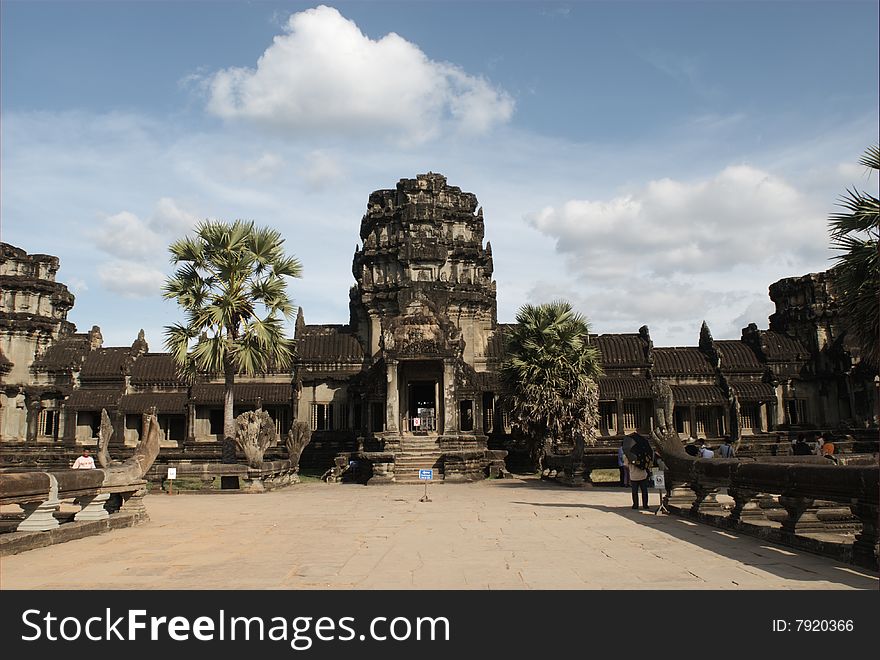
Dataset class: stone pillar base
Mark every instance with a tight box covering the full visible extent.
[74,492,110,522]
[18,499,60,532]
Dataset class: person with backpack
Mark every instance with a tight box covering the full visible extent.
[624,448,652,510]
[718,436,735,458]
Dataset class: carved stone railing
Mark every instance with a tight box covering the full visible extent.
[661,453,879,569]
[0,469,148,555]
[144,459,298,492]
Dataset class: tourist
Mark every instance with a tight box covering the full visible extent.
[771,433,785,456]
[617,443,630,487]
[623,452,650,510]
[684,437,700,457]
[820,433,838,463]
[718,436,735,458]
[71,448,96,469]
[698,439,714,459]
[792,433,813,456]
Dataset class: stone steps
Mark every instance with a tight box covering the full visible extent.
[395,435,444,482]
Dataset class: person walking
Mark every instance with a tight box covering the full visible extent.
[624,452,650,510]
[617,444,630,487]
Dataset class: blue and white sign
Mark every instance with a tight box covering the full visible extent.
[418,469,434,481]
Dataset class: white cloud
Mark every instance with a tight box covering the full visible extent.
[205,5,514,144]
[152,197,201,235]
[98,261,166,298]
[93,211,165,262]
[297,150,344,189]
[527,165,828,279]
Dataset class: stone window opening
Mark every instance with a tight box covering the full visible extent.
[75,411,100,440]
[310,403,334,431]
[38,408,58,438]
[738,404,761,433]
[370,401,385,432]
[459,399,474,432]
[599,402,617,436]
[785,399,809,426]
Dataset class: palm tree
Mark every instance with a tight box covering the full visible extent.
[500,300,603,471]
[829,145,879,368]
[163,220,302,440]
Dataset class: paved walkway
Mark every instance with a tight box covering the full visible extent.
[2,478,877,590]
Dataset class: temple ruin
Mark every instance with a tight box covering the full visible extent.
[1,174,878,481]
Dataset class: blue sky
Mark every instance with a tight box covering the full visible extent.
[2,1,878,349]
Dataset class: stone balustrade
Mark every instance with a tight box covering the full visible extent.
[0,468,149,555]
[660,453,879,569]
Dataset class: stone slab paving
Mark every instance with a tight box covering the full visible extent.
[1,477,877,590]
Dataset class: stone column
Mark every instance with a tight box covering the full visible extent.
[17,473,60,532]
[727,487,766,524]
[443,361,457,433]
[779,496,823,535]
[615,398,624,435]
[74,492,110,522]
[850,501,879,570]
[385,360,399,433]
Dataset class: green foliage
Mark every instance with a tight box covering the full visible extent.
[500,301,602,465]
[162,220,302,438]
[829,145,879,367]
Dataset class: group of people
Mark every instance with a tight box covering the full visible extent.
[682,436,735,459]
[791,432,838,462]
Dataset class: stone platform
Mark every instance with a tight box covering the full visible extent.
[1,477,876,590]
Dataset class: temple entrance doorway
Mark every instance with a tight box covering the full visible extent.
[408,381,437,433]
[400,360,443,434]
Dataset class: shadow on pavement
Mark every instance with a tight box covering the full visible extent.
[509,499,879,590]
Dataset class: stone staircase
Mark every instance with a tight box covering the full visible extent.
[394,434,444,483]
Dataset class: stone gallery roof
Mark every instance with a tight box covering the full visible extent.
[65,388,123,410]
[598,377,655,401]
[31,334,91,372]
[671,384,727,405]
[79,347,131,380]
[729,381,777,402]
[593,334,648,369]
[120,392,188,413]
[652,347,715,375]
[130,353,181,385]
[190,382,293,405]
[297,325,364,362]
[758,331,809,362]
[714,340,764,373]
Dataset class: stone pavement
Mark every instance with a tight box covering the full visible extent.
[1,477,877,590]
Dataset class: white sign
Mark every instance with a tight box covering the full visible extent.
[651,468,665,490]
[413,417,421,427]
[167,467,177,480]
[418,469,433,481]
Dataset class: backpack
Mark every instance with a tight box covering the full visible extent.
[631,449,653,471]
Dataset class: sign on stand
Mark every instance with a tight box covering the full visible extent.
[167,467,177,496]
[418,469,433,502]
[651,467,668,515]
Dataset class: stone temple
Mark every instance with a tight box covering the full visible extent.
[1,173,877,480]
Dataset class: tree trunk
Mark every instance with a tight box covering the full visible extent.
[224,360,235,441]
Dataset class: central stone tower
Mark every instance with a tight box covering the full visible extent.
[346,173,500,476]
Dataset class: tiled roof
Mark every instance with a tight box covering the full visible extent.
[671,384,727,405]
[65,388,122,410]
[759,331,809,362]
[191,382,293,404]
[715,340,763,373]
[297,325,364,361]
[79,347,131,380]
[130,353,183,385]
[32,334,91,371]
[593,334,648,368]
[120,392,188,413]
[598,377,655,401]
[730,381,777,402]
[653,347,714,375]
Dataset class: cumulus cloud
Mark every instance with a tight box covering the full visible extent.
[527,165,828,280]
[91,198,201,297]
[98,261,166,298]
[205,5,514,144]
